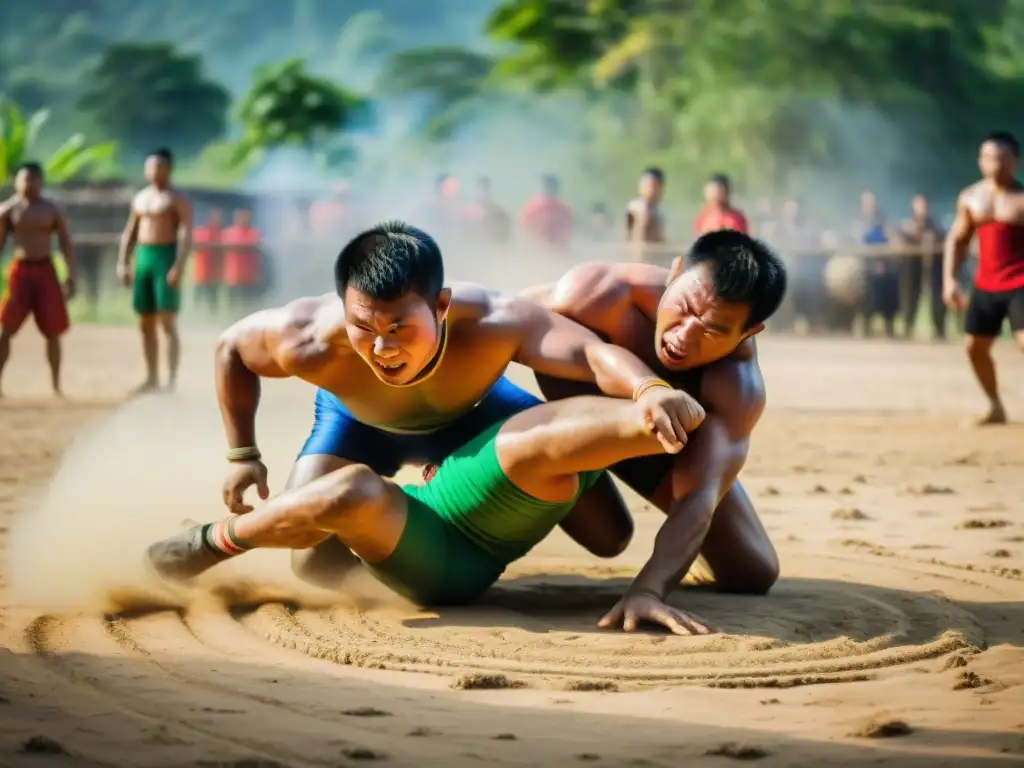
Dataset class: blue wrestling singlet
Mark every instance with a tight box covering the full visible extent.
[297,376,542,477]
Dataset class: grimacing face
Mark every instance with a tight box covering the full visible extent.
[343,287,451,385]
[654,264,763,371]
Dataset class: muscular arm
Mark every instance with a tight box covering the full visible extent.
[174,195,193,270]
[629,359,765,600]
[943,194,975,286]
[0,205,10,255]
[501,296,659,398]
[214,298,326,451]
[54,207,76,281]
[118,206,140,266]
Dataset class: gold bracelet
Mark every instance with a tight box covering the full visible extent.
[632,377,672,401]
[226,446,262,462]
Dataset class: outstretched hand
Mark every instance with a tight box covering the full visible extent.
[598,589,714,636]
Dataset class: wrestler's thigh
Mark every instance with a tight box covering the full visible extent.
[557,472,634,558]
[698,482,779,594]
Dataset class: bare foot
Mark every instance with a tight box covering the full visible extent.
[129,380,160,398]
[974,403,1008,426]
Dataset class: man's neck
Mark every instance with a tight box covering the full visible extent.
[150,182,171,193]
[986,177,1022,192]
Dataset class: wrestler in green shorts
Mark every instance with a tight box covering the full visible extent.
[133,243,181,315]
[364,420,604,606]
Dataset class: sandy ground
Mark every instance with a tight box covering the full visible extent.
[1,324,1024,767]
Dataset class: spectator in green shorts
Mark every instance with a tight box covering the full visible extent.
[117,148,193,393]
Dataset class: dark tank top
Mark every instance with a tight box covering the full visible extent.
[975,221,1024,292]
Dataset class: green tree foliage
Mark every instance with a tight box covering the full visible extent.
[378,46,497,140]
[77,42,230,161]
[475,0,1024,201]
[0,98,117,185]
[233,58,366,166]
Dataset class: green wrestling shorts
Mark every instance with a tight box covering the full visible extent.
[133,243,180,315]
[364,420,604,606]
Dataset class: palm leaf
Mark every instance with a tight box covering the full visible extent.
[49,141,118,181]
[43,133,86,180]
[1,99,28,170]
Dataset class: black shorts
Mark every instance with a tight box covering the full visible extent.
[964,287,1024,337]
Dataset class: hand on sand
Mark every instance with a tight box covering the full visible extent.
[637,387,706,454]
[222,459,270,514]
[598,590,714,636]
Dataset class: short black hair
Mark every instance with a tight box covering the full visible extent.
[334,220,444,302]
[642,167,664,182]
[709,173,730,189]
[984,131,1020,157]
[682,229,787,329]
[541,174,559,194]
[17,162,43,178]
[148,147,174,166]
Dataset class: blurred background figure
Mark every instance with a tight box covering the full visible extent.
[694,174,748,235]
[898,193,946,340]
[461,176,510,244]
[625,167,666,264]
[191,208,222,315]
[857,189,899,338]
[519,174,572,251]
[221,208,263,313]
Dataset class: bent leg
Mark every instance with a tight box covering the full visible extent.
[495,396,664,502]
[692,482,779,594]
[148,463,408,581]
[287,453,361,588]
[557,473,634,558]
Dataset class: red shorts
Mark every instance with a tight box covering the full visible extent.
[0,259,70,338]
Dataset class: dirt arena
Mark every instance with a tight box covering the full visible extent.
[1,324,1023,767]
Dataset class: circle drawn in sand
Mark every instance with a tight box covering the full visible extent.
[243,566,985,691]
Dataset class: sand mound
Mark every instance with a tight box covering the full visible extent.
[235,564,985,691]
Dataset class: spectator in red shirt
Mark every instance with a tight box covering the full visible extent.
[222,208,262,310]
[694,173,749,235]
[519,174,572,249]
[191,209,222,314]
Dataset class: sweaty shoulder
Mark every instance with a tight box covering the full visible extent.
[701,339,765,437]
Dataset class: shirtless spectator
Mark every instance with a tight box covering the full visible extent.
[0,163,76,396]
[626,167,667,265]
[694,174,748,235]
[117,148,193,393]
